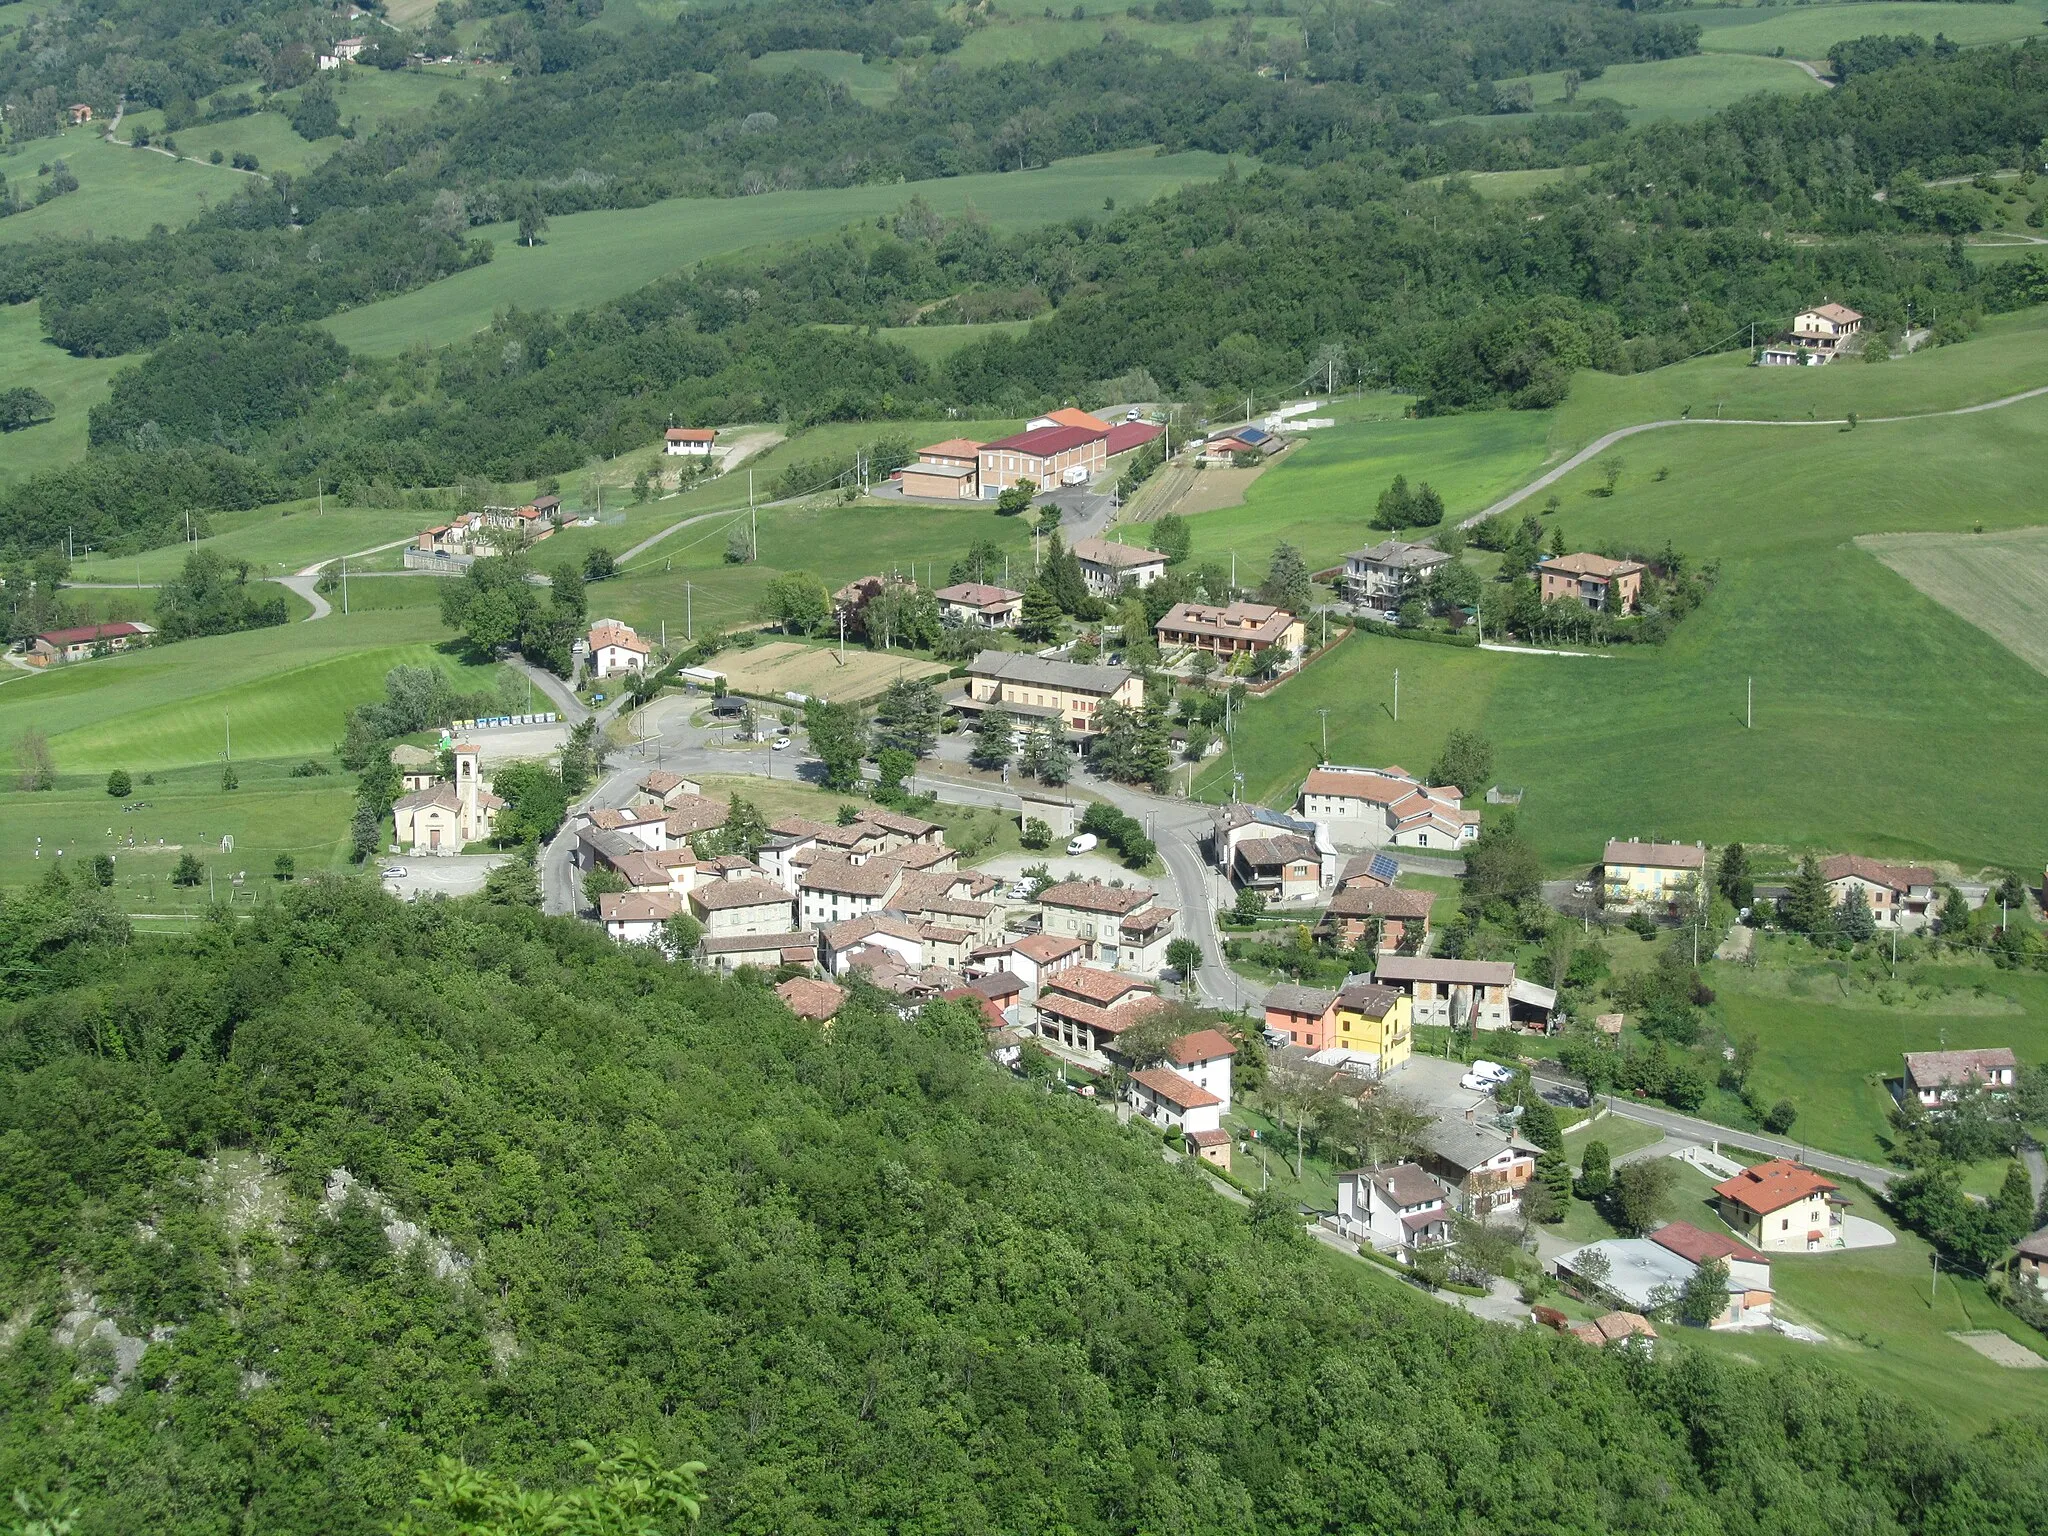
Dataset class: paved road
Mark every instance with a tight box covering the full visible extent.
[1464,383,2048,529]
[2024,1140,2046,1208]
[507,659,590,724]
[1599,1096,1896,1190]
[276,574,331,621]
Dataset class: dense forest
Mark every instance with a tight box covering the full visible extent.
[1,875,2046,1533]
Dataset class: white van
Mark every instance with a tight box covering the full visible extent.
[1060,464,1089,487]
[1066,833,1098,855]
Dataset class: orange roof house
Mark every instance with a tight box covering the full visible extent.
[1710,1159,1847,1253]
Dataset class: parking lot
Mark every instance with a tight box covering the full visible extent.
[381,854,506,901]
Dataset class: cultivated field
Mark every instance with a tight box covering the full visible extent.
[1495,53,1824,122]
[1859,527,2048,680]
[0,301,118,485]
[708,639,951,706]
[1696,0,2048,57]
[325,148,1246,354]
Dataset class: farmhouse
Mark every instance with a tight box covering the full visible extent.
[26,620,153,665]
[1822,855,1942,930]
[1902,1047,2018,1108]
[977,424,1105,498]
[1601,840,1706,915]
[68,103,93,125]
[1791,301,1863,361]
[1343,541,1450,611]
[934,582,1023,628]
[955,650,1143,737]
[391,745,502,851]
[1201,425,1276,460]
[1373,956,1512,1033]
[1334,1163,1450,1255]
[587,619,650,679]
[1154,601,1305,663]
[663,427,716,456]
[1538,553,1643,613]
[2014,1226,2048,1296]
[1071,538,1168,596]
[1710,1159,1847,1252]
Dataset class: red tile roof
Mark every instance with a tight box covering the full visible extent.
[776,977,846,1021]
[1104,420,1163,456]
[665,427,716,442]
[1048,965,1153,1005]
[981,424,1103,456]
[37,621,148,646]
[1649,1220,1766,1266]
[1167,1028,1237,1065]
[1711,1159,1839,1216]
[1131,1066,1220,1110]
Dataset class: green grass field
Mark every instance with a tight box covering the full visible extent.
[752,50,902,106]
[1431,166,1590,200]
[877,320,1034,362]
[1859,526,2048,679]
[950,13,1303,67]
[67,503,429,585]
[0,301,118,485]
[1195,324,2048,877]
[1695,0,2048,57]
[1496,53,1825,122]
[1176,410,1555,586]
[325,148,1245,354]
[0,128,245,243]
[0,609,507,776]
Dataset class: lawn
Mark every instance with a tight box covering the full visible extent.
[0,127,244,244]
[876,321,1034,363]
[1695,0,2048,58]
[1857,526,2048,680]
[67,502,431,584]
[325,148,1246,354]
[1562,1113,1664,1170]
[0,609,511,777]
[1493,53,1825,122]
[1173,409,1556,585]
[0,301,118,486]
[1200,329,2048,877]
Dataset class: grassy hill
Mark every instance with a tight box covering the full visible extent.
[1696,0,2048,58]
[1190,318,2048,876]
[324,148,1248,355]
[1492,52,1827,122]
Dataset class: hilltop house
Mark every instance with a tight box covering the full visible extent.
[1601,840,1706,915]
[1710,1159,1847,1252]
[1343,540,1450,612]
[663,427,717,456]
[391,744,503,851]
[1791,302,1863,360]
[1538,553,1643,613]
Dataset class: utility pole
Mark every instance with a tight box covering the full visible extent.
[341,555,348,615]
[1316,707,1330,763]
[317,478,324,517]
[838,609,846,662]
[1747,675,1753,729]
[1930,1251,1940,1304]
[1393,668,1399,722]
[686,581,692,643]
[224,711,231,763]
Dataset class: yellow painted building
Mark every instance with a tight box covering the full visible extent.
[1333,981,1412,1073]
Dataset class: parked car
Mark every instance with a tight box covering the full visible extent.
[771,736,792,751]
[1066,833,1098,855]
[380,865,407,879]
[1125,409,1142,422]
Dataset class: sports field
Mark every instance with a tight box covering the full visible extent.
[1495,53,1825,122]
[1858,527,2048,680]
[324,148,1246,354]
[714,639,950,705]
[1695,0,2048,57]
[1194,331,2048,876]
[0,609,509,776]
[0,301,117,485]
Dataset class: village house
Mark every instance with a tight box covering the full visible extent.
[1154,601,1305,664]
[819,913,928,976]
[1212,804,1335,885]
[1321,884,1435,953]
[1790,301,1863,361]
[696,932,818,974]
[1601,839,1706,915]
[1033,967,1162,1055]
[1901,1047,2018,1108]
[663,427,717,457]
[689,873,799,940]
[1036,879,1176,975]
[1127,1066,1223,1136]
[776,976,847,1023]
[597,890,685,947]
[1262,983,1339,1051]
[2014,1225,2048,1295]
[391,744,502,851]
[1420,1121,1540,1215]
[333,36,368,61]
[1343,540,1451,612]
[934,582,1024,629]
[632,769,704,812]
[1332,979,1412,1074]
[1184,1126,1234,1170]
[26,620,153,666]
[1337,851,1401,889]
[1162,1028,1236,1112]
[587,619,650,680]
[1373,955,1513,1032]
[1070,538,1168,596]
[1710,1159,1847,1253]
[68,103,93,125]
[977,424,1106,499]
[1649,1222,1775,1325]
[1554,1232,1771,1328]
[967,931,1084,998]
[1334,1163,1451,1256]
[798,856,904,928]
[1537,553,1644,613]
[1232,833,1325,903]
[389,743,440,794]
[955,650,1143,739]
[1294,765,1477,851]
[1822,855,1943,930]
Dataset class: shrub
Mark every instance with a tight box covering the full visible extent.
[106,769,132,797]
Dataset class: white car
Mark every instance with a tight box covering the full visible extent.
[380,866,407,879]
[1066,833,1098,855]
[1125,409,1142,422]
[1470,1060,1513,1083]
[771,736,792,751]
